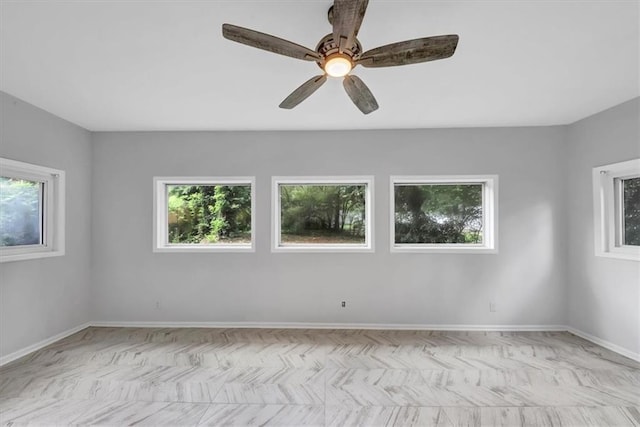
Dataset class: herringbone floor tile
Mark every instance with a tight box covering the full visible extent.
[0,327,638,426]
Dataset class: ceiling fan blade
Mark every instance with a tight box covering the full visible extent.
[332,0,369,53]
[279,75,327,109]
[343,75,378,114]
[222,24,321,62]
[358,35,459,68]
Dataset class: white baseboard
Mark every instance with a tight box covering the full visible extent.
[3,321,636,367]
[91,320,566,332]
[567,326,640,362]
[0,322,91,366]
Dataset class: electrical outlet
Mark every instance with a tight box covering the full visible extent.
[155,301,160,310]
[489,302,497,312]
[341,301,346,308]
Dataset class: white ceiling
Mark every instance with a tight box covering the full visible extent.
[1,0,638,131]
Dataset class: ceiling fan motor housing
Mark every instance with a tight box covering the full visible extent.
[315,33,362,69]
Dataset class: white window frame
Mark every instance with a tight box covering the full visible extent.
[272,176,374,253]
[153,176,256,253]
[390,175,498,254]
[0,158,65,263]
[593,158,640,261]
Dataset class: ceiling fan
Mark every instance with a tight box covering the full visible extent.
[222,0,459,114]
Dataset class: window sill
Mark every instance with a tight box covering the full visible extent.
[272,245,374,253]
[595,249,640,262]
[391,245,497,254]
[0,250,65,263]
[154,245,254,253]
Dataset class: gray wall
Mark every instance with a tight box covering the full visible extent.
[566,98,640,354]
[0,92,92,358]
[3,89,638,358]
[91,127,568,326]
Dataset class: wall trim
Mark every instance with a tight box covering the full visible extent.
[90,320,567,332]
[567,326,640,362]
[0,322,91,367]
[3,322,637,367]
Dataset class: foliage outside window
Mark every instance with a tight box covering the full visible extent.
[622,177,640,246]
[593,159,640,261]
[0,158,65,262]
[273,177,373,252]
[1,177,42,247]
[154,177,254,252]
[391,176,497,253]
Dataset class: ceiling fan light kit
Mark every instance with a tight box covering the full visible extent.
[222,0,459,114]
[324,54,353,78]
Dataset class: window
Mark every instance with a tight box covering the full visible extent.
[391,175,498,253]
[272,177,373,252]
[622,177,640,246]
[0,158,65,262]
[593,159,640,261]
[154,177,255,252]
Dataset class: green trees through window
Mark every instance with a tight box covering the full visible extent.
[280,184,366,244]
[394,184,483,244]
[159,176,497,252]
[0,177,42,247]
[623,177,640,246]
[167,184,251,245]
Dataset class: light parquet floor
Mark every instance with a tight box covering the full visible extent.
[0,327,638,426]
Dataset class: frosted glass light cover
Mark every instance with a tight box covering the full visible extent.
[324,56,352,77]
